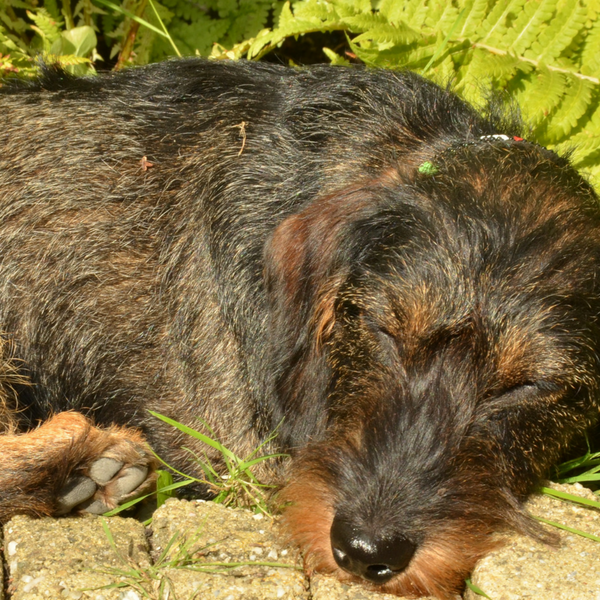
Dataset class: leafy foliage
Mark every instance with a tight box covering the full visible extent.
[0,0,283,73]
[149,411,286,516]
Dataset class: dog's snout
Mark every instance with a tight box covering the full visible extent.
[330,516,416,584]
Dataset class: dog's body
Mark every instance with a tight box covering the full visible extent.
[1,59,600,598]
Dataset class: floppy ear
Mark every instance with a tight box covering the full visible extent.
[263,177,399,446]
[264,183,378,352]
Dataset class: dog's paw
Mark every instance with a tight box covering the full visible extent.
[55,431,157,516]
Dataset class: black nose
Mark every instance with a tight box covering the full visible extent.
[330,516,416,584]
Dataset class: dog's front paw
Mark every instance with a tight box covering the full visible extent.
[55,423,157,515]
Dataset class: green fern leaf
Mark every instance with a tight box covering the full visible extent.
[431,53,458,84]
[0,25,27,53]
[275,1,331,35]
[427,1,460,34]
[171,16,228,55]
[528,0,586,61]
[555,129,600,163]
[349,16,420,47]
[480,0,525,45]
[351,33,437,70]
[27,8,63,52]
[322,46,351,65]
[343,13,389,32]
[503,0,558,56]
[408,0,431,30]
[335,0,371,14]
[581,165,600,193]
[44,0,63,23]
[541,74,594,141]
[458,0,491,39]
[515,66,566,125]
[580,17,600,76]
[225,1,271,43]
[378,0,426,29]
[287,0,341,29]
[246,29,276,59]
[462,46,520,82]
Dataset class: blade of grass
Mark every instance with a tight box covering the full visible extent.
[534,516,600,543]
[103,479,194,516]
[541,486,600,509]
[559,473,600,484]
[93,0,168,38]
[422,8,466,74]
[147,0,180,56]
[465,578,491,599]
[150,411,237,463]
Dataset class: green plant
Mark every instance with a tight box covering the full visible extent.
[553,446,600,487]
[149,411,287,516]
[530,447,600,544]
[0,0,286,74]
[94,518,299,600]
[465,579,492,599]
[0,0,99,75]
[103,412,285,521]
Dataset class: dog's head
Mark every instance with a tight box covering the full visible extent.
[264,141,600,598]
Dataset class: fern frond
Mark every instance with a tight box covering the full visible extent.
[541,74,594,141]
[378,0,426,29]
[516,65,566,126]
[43,0,63,23]
[425,1,460,34]
[335,0,371,13]
[580,16,600,75]
[457,0,490,39]
[351,34,438,70]
[27,8,63,52]
[528,0,586,61]
[458,47,520,93]
[294,1,338,20]
[502,0,558,56]
[555,129,600,163]
[350,17,419,47]
[480,0,526,45]
[322,46,351,65]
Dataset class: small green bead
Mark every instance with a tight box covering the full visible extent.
[418,161,438,175]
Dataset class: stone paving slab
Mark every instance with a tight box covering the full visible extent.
[3,514,149,600]
[148,498,423,599]
[309,573,424,600]
[1,528,3,600]
[150,498,309,599]
[2,484,600,600]
[465,483,600,600]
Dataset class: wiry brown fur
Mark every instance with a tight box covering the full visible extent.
[1,59,600,598]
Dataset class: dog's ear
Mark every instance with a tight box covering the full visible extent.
[264,181,386,351]
[264,183,384,444]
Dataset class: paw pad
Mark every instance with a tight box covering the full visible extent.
[56,454,153,516]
